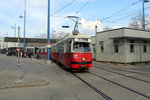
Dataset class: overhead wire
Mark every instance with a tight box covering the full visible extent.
[52,0,76,15]
[76,0,90,14]
[101,0,141,21]
[109,6,150,23]
[51,0,91,31]
[50,3,150,27]
[50,15,66,18]
[110,6,150,19]
[111,11,140,22]
[50,0,77,35]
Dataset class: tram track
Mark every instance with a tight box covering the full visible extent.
[94,65,150,84]
[72,71,150,100]
[72,72,112,100]
[89,71,150,99]
[93,63,150,77]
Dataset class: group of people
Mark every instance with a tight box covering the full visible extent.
[17,51,33,58]
[6,49,33,58]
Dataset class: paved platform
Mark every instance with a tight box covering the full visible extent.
[0,70,49,89]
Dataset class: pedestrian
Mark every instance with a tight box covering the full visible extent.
[21,52,23,58]
[6,51,9,56]
[22,52,25,58]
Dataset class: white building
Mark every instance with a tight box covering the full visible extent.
[0,38,4,49]
[0,37,23,49]
[95,28,150,63]
[91,36,96,59]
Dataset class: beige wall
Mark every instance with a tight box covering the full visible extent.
[91,36,96,59]
[96,28,150,63]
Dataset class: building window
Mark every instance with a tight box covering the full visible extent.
[113,40,119,53]
[113,40,119,43]
[143,40,147,44]
[143,45,147,53]
[114,45,118,53]
[130,40,134,53]
[130,44,134,52]
[143,40,147,53]
[130,40,134,43]
[101,46,104,52]
[99,41,104,53]
[93,47,96,52]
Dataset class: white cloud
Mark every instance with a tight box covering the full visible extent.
[51,18,104,37]
[79,19,103,36]
[0,0,100,38]
[28,0,47,8]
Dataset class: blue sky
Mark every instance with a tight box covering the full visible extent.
[0,0,150,38]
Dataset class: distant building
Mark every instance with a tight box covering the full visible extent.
[0,38,3,49]
[3,37,58,48]
[0,38,24,49]
[95,27,150,63]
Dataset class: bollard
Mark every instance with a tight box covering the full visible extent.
[17,62,20,81]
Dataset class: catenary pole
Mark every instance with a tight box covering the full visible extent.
[47,0,51,63]
[142,0,149,30]
[23,0,26,52]
[142,0,145,30]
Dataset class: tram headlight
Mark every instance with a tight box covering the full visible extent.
[82,58,85,61]
[73,54,78,59]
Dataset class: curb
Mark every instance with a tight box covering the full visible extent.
[0,81,49,89]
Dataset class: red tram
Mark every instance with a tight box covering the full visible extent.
[51,33,92,70]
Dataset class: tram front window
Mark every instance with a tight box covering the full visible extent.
[73,42,91,52]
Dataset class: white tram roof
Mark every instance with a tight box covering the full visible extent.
[51,33,91,47]
[62,33,90,40]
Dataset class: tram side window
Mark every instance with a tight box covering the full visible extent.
[58,43,64,52]
[58,45,62,52]
[64,41,67,53]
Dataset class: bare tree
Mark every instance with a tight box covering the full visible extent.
[39,33,46,38]
[146,16,150,31]
[52,31,67,39]
[128,13,150,30]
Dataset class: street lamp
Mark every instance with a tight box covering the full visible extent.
[19,0,26,52]
[11,24,16,47]
[142,0,149,30]
[47,0,51,64]
[11,24,16,38]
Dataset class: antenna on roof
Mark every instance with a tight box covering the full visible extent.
[67,16,79,35]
